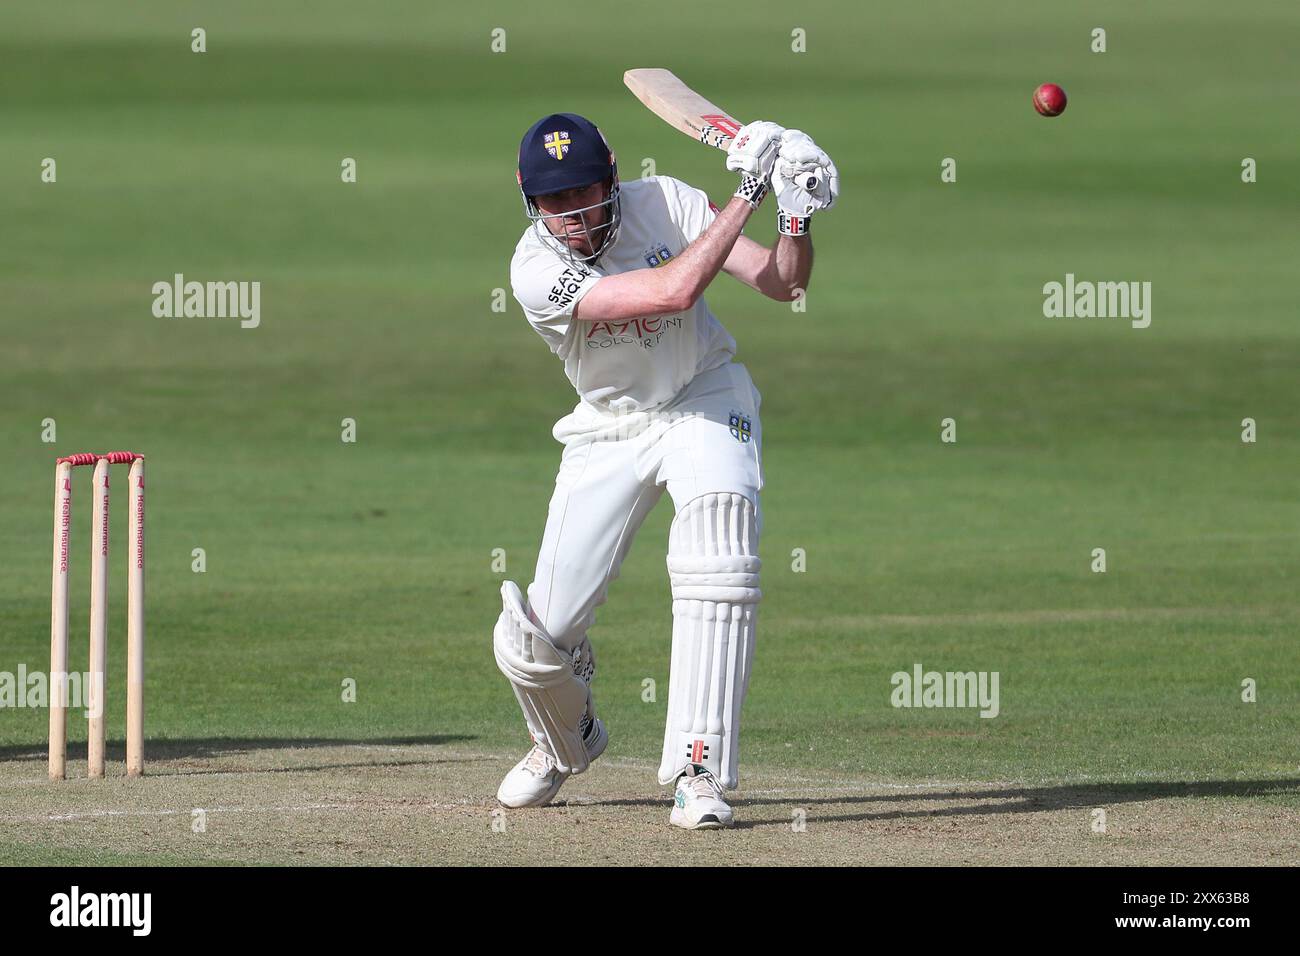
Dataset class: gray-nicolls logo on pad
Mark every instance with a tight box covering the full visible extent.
[49,886,152,936]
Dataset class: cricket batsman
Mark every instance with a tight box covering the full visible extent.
[493,111,838,828]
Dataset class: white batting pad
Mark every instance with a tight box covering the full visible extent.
[658,492,761,790]
[494,580,593,775]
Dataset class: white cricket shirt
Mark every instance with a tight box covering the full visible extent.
[510,175,737,414]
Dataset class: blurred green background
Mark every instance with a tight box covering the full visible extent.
[1,0,1296,787]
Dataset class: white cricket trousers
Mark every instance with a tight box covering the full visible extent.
[526,361,764,651]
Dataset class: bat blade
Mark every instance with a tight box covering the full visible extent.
[623,68,744,150]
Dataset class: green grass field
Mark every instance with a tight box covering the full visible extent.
[1,0,1297,864]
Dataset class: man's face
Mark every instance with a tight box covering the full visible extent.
[534,180,608,257]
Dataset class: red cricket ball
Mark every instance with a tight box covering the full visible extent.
[1033,83,1067,117]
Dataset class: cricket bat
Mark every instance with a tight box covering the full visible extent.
[623,68,824,195]
[622,68,744,151]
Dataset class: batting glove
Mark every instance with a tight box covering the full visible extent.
[726,120,784,208]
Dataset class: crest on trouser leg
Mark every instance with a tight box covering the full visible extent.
[728,410,752,444]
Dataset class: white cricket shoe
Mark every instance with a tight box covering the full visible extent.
[670,763,733,830]
[495,718,607,809]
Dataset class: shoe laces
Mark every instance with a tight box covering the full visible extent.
[683,768,723,799]
[523,746,554,776]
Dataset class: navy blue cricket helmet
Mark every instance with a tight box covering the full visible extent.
[516,112,622,266]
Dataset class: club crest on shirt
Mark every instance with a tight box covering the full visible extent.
[543,130,571,160]
[643,244,675,268]
[729,410,752,444]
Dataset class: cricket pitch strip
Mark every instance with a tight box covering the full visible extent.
[0,741,1295,866]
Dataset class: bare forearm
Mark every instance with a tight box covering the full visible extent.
[572,196,757,321]
[663,196,755,308]
[769,233,813,300]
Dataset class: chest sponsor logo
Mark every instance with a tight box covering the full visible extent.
[585,315,683,350]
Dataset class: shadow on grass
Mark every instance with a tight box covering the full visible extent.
[727,778,1300,829]
[573,779,1300,828]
